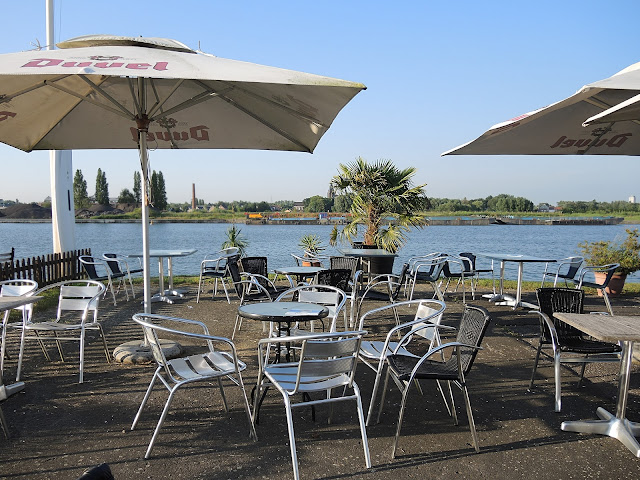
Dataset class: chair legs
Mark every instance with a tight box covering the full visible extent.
[277,386,370,480]
[133,368,256,459]
[0,405,9,439]
[382,369,480,458]
[601,288,614,315]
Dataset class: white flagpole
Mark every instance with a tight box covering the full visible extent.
[47,0,75,254]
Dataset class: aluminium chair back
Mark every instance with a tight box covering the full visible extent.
[56,283,104,324]
[277,284,347,332]
[290,332,364,394]
[0,279,39,322]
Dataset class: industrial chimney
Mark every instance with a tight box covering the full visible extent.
[192,183,196,210]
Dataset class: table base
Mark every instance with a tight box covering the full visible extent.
[483,293,537,310]
[151,288,188,304]
[561,406,640,457]
[113,340,183,364]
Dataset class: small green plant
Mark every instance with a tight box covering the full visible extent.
[222,224,249,257]
[578,228,640,275]
[299,234,326,255]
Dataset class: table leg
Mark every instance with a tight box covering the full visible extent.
[489,261,517,306]
[561,341,640,457]
[158,257,165,295]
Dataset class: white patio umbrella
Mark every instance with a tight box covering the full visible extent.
[442,61,640,156]
[0,34,366,313]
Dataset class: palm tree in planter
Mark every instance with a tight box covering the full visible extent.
[330,158,429,267]
[222,224,249,257]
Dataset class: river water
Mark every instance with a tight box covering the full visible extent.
[1,222,639,282]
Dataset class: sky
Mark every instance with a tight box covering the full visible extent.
[2,0,640,206]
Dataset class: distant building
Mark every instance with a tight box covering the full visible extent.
[293,202,305,212]
[630,195,636,204]
[327,184,335,199]
[537,203,558,213]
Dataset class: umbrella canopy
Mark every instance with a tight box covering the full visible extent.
[442,61,640,156]
[0,34,366,312]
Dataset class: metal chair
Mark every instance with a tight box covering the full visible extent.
[356,299,447,425]
[275,284,347,334]
[315,268,357,329]
[0,279,38,375]
[529,288,622,412]
[408,254,447,301]
[196,249,239,303]
[231,279,273,340]
[575,263,619,315]
[131,313,256,458]
[8,280,108,383]
[355,262,411,324]
[0,248,14,265]
[460,252,496,296]
[541,256,584,287]
[240,256,288,298]
[103,253,143,298]
[381,304,491,457]
[330,255,359,277]
[252,330,371,480]
[441,254,475,302]
[79,255,126,305]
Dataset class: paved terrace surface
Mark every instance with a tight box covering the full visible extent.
[1,281,640,479]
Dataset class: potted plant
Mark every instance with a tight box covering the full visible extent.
[578,228,640,295]
[330,157,429,273]
[298,234,326,266]
[330,157,429,253]
[222,224,249,257]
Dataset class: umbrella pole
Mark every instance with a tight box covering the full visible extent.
[137,78,152,315]
[138,139,152,314]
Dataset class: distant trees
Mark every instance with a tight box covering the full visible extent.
[332,194,352,213]
[95,168,110,205]
[150,170,167,210]
[133,171,141,204]
[429,193,534,213]
[117,188,136,204]
[73,169,90,209]
[305,195,333,212]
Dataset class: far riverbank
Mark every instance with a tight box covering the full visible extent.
[0,215,628,225]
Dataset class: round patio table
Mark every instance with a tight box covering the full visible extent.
[238,301,329,362]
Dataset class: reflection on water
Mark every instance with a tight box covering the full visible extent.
[1,222,638,282]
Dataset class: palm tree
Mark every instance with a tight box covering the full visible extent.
[330,157,429,253]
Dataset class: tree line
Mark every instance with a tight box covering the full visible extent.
[72,169,167,210]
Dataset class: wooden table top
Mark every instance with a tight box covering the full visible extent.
[555,313,640,343]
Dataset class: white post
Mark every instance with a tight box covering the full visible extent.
[47,0,75,254]
[137,78,152,314]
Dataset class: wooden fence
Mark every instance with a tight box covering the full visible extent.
[0,248,92,286]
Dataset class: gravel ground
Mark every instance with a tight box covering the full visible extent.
[1,280,640,479]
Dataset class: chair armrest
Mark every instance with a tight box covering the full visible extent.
[406,341,483,379]
[394,323,456,353]
[536,311,560,347]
